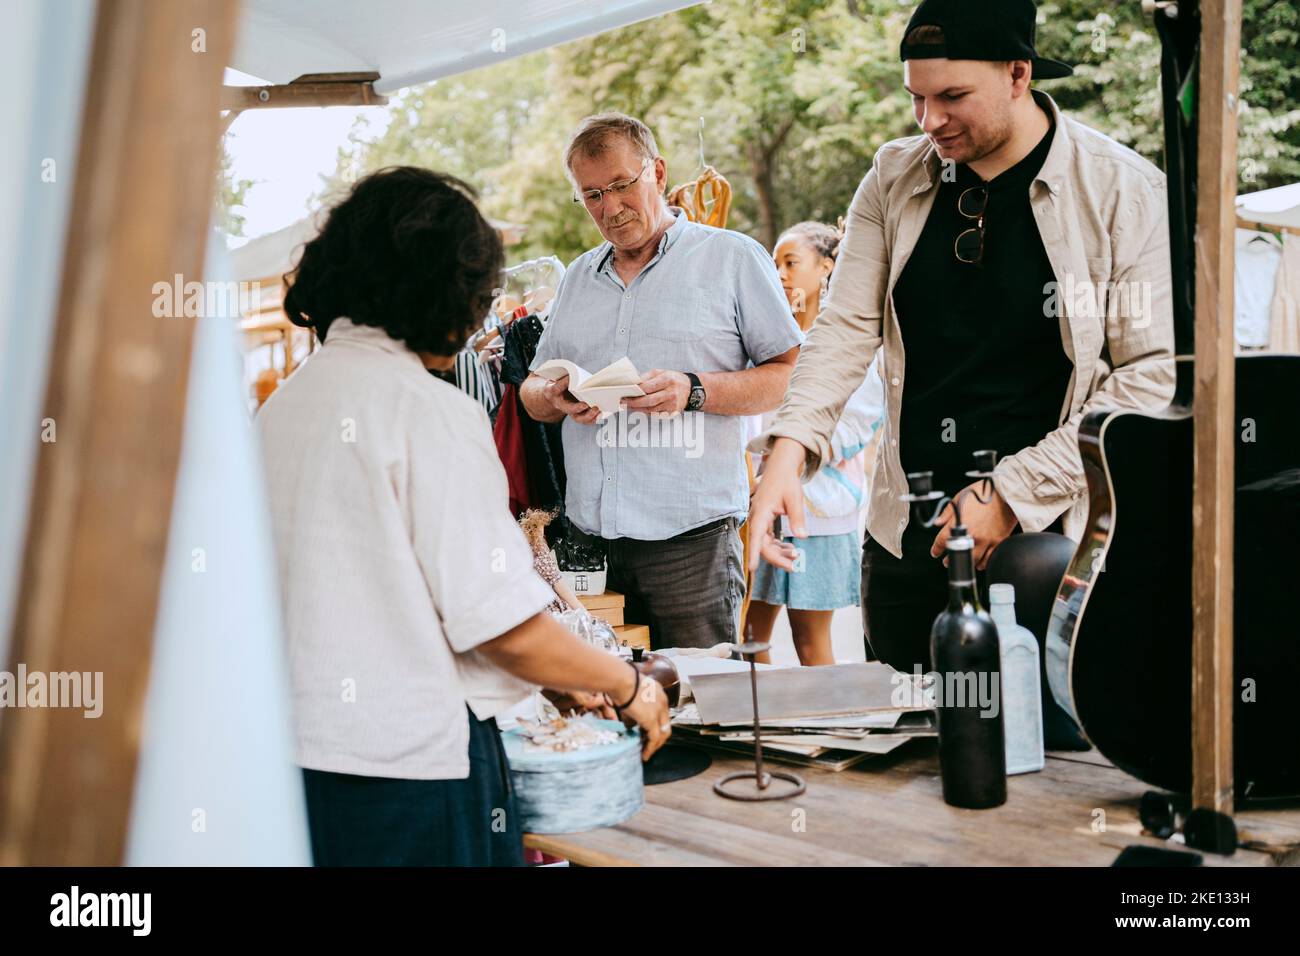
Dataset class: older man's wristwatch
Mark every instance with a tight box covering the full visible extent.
[685,373,706,412]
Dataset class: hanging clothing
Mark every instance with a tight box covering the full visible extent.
[498,313,566,515]
[1235,230,1282,348]
[454,347,501,416]
[493,384,533,516]
[1269,234,1300,354]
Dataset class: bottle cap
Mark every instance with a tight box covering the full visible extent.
[989,583,1015,603]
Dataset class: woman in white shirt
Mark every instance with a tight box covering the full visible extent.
[258,167,669,866]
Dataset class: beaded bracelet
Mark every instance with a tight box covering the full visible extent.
[613,661,641,711]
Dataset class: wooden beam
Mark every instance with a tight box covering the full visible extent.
[220,72,388,111]
[290,72,381,83]
[0,0,239,865]
[219,109,243,137]
[1191,0,1242,816]
[1236,218,1300,237]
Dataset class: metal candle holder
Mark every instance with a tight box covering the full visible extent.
[901,450,1000,530]
[713,634,806,802]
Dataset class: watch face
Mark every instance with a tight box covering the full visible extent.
[689,387,706,410]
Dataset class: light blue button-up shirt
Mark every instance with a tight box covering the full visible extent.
[530,208,804,541]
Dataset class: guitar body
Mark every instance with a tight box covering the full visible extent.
[1047,354,1300,800]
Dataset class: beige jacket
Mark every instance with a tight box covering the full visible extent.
[751,91,1176,558]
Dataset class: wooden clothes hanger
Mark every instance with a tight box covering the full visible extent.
[667,117,733,229]
[668,167,733,228]
[474,256,566,351]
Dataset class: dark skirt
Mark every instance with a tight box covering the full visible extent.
[302,708,524,866]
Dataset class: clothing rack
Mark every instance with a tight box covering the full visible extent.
[473,255,566,352]
[1237,217,1300,237]
[500,255,565,304]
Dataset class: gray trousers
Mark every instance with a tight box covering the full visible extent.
[604,517,745,650]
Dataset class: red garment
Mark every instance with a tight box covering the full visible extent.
[493,384,535,517]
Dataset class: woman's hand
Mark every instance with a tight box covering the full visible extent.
[616,674,671,761]
[542,688,616,720]
[480,614,671,760]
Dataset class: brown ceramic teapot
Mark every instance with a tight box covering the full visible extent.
[630,647,680,708]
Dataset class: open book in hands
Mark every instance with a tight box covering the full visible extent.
[533,357,646,419]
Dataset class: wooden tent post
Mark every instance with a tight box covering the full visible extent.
[0,0,239,865]
[1191,0,1242,816]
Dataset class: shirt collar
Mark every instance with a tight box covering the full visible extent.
[591,205,690,275]
[323,318,423,362]
[1030,90,1071,197]
[911,90,1071,199]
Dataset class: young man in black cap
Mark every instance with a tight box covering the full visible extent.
[749,0,1175,683]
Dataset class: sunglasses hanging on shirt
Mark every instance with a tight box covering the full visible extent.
[955,186,989,267]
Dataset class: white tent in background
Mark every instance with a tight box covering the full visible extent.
[228,214,527,286]
[1237,182,1300,231]
[231,0,702,92]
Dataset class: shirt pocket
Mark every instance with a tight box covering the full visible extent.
[642,285,707,343]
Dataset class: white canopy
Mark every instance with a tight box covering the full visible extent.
[228,216,319,283]
[228,213,527,283]
[231,0,702,94]
[1237,183,1300,231]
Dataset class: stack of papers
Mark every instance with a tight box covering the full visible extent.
[668,661,935,771]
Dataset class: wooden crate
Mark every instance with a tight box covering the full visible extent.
[578,592,649,647]
[578,590,625,627]
[578,590,624,611]
[588,606,624,627]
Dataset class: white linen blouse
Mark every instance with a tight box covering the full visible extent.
[257,319,554,780]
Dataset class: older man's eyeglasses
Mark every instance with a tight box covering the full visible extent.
[955,186,988,266]
[573,158,654,208]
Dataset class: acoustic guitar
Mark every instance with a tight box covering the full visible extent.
[1044,1,1300,800]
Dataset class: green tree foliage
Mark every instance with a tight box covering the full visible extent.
[215,135,254,237]
[320,0,1299,263]
[1038,0,1300,187]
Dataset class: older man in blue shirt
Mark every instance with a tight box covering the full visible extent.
[521,113,803,649]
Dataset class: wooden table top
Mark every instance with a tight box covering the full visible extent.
[523,741,1300,867]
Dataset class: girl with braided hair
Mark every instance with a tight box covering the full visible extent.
[748,222,885,665]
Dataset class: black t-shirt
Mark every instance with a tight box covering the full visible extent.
[893,116,1071,498]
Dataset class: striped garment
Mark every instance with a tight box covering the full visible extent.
[454,347,502,416]
[762,361,885,538]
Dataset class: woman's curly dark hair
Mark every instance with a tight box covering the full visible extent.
[283,167,503,356]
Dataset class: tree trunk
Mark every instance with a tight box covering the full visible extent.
[749,143,779,250]
[748,115,797,250]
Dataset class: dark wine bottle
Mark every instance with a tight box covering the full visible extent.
[931,523,1007,809]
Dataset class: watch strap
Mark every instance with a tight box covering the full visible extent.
[685,372,705,411]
